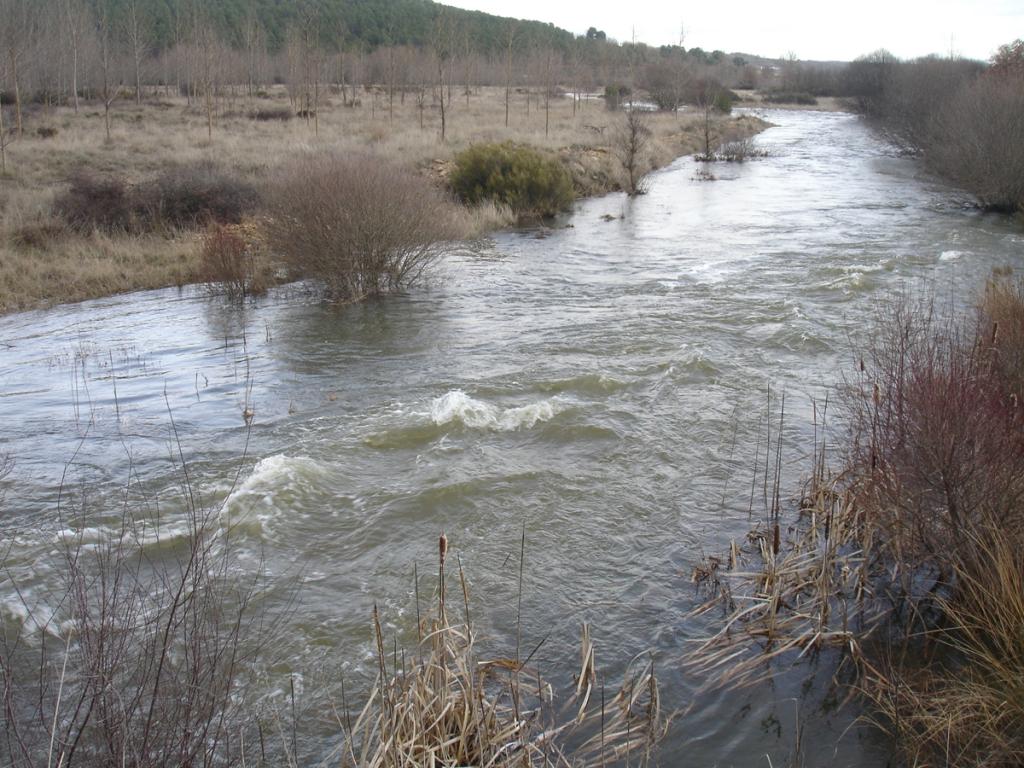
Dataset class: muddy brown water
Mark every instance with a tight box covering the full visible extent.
[1,109,1022,765]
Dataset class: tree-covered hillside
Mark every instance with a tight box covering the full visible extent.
[115,0,575,54]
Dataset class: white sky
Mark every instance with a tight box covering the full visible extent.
[443,0,1023,61]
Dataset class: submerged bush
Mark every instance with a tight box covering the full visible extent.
[54,165,258,234]
[264,152,462,301]
[449,143,574,218]
[199,223,270,298]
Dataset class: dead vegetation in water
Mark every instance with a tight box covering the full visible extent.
[329,535,665,768]
[687,273,1024,766]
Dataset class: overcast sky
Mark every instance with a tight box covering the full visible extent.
[443,0,1022,61]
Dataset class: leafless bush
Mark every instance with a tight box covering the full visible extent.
[263,153,463,302]
[53,171,132,232]
[133,165,259,232]
[199,223,271,298]
[844,292,1024,569]
[715,135,769,162]
[0,470,270,767]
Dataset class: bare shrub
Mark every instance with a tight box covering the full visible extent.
[199,223,271,298]
[133,165,259,232]
[264,153,463,301]
[53,171,132,232]
[845,294,1024,568]
[0,473,270,767]
[716,135,768,162]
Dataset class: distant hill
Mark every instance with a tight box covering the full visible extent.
[136,0,575,53]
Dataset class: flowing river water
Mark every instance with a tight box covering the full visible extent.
[1,109,1022,765]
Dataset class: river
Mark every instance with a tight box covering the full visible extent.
[1,108,1022,766]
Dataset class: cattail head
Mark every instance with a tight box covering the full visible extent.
[439,533,448,566]
[992,321,1000,345]
[859,357,865,373]
[873,382,881,406]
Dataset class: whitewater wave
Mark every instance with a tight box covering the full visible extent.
[429,390,563,432]
[939,250,963,261]
[221,454,329,532]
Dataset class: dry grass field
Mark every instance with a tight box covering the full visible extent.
[0,85,767,314]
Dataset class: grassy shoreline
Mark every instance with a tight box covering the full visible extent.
[0,86,768,315]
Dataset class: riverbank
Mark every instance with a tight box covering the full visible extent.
[0,86,768,314]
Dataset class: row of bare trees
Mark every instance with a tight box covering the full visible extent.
[0,0,758,127]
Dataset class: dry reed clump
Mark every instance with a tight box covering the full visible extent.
[863,528,1024,767]
[263,152,465,302]
[333,535,664,768]
[687,274,1024,766]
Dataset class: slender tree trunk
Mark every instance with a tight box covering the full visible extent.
[0,103,7,174]
[504,43,512,127]
[10,51,23,138]
[437,59,446,142]
[70,25,79,113]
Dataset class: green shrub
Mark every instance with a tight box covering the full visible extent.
[449,143,574,218]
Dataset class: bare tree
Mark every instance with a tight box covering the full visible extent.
[0,0,34,138]
[0,100,15,173]
[242,0,263,100]
[94,0,121,142]
[125,0,148,104]
[64,0,85,112]
[614,108,652,194]
[503,19,516,127]
[431,11,453,142]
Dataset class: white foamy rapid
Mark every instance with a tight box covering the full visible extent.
[429,390,563,431]
[221,454,329,531]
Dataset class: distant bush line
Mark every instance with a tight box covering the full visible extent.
[843,45,1024,213]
